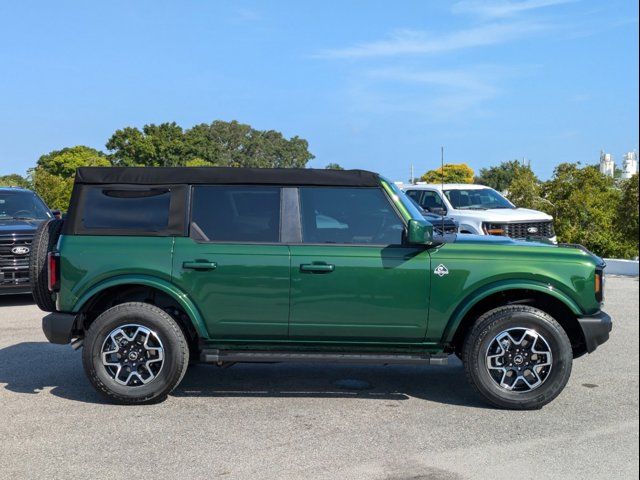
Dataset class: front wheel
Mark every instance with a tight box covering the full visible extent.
[462,305,573,410]
[82,302,189,405]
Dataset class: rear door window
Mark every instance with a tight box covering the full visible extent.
[191,186,281,242]
[299,187,404,245]
[81,187,171,231]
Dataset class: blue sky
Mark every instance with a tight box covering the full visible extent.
[0,0,637,180]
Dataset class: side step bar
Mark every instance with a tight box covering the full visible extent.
[200,349,449,366]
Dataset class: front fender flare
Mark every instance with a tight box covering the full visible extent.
[71,275,209,339]
[441,280,583,344]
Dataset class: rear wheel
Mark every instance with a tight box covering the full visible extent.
[82,302,189,405]
[29,218,64,312]
[462,305,573,410]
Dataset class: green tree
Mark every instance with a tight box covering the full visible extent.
[421,163,474,184]
[616,173,639,257]
[30,169,74,211]
[542,163,635,258]
[0,173,31,188]
[31,145,110,210]
[475,160,526,192]
[106,123,186,167]
[37,146,109,176]
[504,164,546,211]
[184,120,314,168]
[325,163,344,170]
[106,120,315,168]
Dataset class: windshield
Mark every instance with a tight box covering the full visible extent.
[0,190,52,220]
[444,188,514,210]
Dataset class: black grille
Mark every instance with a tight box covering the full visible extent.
[484,221,555,239]
[0,234,33,285]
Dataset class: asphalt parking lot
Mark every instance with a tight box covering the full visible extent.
[0,276,638,480]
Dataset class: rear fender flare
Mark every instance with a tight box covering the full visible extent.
[71,275,209,339]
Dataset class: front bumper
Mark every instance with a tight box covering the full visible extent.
[577,311,612,354]
[42,311,78,344]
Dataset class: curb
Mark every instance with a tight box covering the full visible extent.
[604,259,639,277]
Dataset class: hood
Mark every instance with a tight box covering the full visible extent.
[452,234,603,265]
[452,208,552,222]
[0,218,43,235]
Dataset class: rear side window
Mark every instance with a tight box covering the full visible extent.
[299,187,404,245]
[81,187,171,231]
[191,186,281,242]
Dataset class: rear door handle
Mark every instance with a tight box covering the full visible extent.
[182,261,217,270]
[300,263,335,273]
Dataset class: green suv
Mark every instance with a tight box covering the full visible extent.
[32,167,611,409]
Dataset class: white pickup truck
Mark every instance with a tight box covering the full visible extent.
[403,183,557,243]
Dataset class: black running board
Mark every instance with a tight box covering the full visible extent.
[200,349,448,366]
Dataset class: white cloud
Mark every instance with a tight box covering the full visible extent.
[347,67,511,120]
[316,21,546,59]
[452,0,576,19]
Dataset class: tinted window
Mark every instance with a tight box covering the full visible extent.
[405,190,423,203]
[82,187,170,231]
[192,186,281,242]
[444,188,514,210]
[409,190,445,211]
[300,187,404,245]
[0,190,51,220]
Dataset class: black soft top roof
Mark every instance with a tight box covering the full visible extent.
[74,167,380,187]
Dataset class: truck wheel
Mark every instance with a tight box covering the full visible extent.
[82,302,189,405]
[29,218,64,312]
[462,305,573,410]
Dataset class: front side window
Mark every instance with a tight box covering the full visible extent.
[300,187,404,245]
[191,186,281,242]
[444,188,514,210]
[82,187,170,231]
[0,190,52,221]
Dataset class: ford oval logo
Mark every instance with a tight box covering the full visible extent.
[11,246,30,255]
[527,226,539,234]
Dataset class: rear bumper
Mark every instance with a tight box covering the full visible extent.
[577,311,612,354]
[42,311,78,344]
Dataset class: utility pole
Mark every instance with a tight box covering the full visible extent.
[410,164,414,184]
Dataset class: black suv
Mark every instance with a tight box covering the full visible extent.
[0,187,55,294]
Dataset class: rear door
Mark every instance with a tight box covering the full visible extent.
[172,185,290,340]
[288,186,431,342]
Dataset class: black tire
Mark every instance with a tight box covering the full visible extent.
[462,305,573,410]
[29,218,64,312]
[82,302,189,405]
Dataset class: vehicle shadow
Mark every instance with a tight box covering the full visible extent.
[0,342,484,408]
[0,293,35,307]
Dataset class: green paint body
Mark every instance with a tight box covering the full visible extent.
[57,223,601,354]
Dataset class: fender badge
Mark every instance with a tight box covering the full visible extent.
[434,264,449,277]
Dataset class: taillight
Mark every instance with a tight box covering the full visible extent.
[48,252,60,292]
[595,270,604,303]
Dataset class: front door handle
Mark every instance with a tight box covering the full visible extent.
[300,263,335,273]
[182,261,217,270]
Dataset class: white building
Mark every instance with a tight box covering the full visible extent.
[600,151,615,177]
[622,151,638,180]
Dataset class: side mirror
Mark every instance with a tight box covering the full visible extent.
[407,219,434,245]
[429,207,447,216]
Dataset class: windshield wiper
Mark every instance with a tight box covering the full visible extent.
[457,207,487,210]
[12,216,37,220]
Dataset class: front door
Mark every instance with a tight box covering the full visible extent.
[289,186,431,342]
[172,185,290,340]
